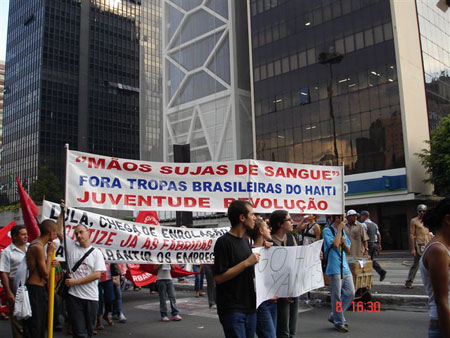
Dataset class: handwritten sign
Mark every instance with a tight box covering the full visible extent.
[254,241,324,308]
[66,149,343,214]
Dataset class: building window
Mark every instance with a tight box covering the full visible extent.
[298,87,310,105]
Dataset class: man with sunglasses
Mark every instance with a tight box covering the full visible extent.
[405,204,431,289]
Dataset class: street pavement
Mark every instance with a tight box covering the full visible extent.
[0,290,429,338]
[0,251,430,337]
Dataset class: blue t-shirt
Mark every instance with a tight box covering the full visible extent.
[323,226,351,275]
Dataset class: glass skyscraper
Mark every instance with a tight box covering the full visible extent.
[2,0,162,202]
[416,0,450,131]
[249,0,448,249]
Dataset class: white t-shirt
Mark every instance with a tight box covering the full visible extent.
[157,264,172,281]
[65,237,106,301]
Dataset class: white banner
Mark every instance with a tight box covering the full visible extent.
[42,201,228,264]
[66,150,343,214]
[254,241,324,308]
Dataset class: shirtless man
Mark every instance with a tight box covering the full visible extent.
[405,204,431,289]
[24,220,58,338]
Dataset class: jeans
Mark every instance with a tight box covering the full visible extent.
[256,301,277,338]
[66,294,99,338]
[193,265,204,292]
[276,297,299,338]
[368,243,385,276]
[218,311,257,338]
[328,274,355,326]
[113,283,123,315]
[157,280,179,317]
[406,254,421,283]
[429,326,444,338]
[203,265,216,307]
[98,280,115,315]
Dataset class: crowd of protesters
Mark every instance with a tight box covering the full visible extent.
[0,198,448,338]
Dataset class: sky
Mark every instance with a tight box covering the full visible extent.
[0,0,9,61]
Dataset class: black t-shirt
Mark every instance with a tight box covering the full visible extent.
[213,232,256,314]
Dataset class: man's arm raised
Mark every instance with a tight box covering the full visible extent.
[56,200,66,240]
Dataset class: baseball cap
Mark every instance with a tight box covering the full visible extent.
[417,204,427,212]
[346,209,358,217]
[360,210,370,217]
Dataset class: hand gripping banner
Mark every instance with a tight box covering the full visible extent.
[65,149,343,214]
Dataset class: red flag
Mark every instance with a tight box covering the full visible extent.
[140,264,197,278]
[16,177,40,241]
[135,211,160,226]
[0,221,16,252]
[125,264,157,287]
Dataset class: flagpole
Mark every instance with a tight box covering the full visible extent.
[48,144,69,338]
[47,249,56,338]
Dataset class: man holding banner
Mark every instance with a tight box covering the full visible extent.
[56,204,106,338]
[214,200,261,338]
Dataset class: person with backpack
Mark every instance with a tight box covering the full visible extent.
[323,215,354,333]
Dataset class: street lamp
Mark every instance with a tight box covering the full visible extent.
[318,51,343,166]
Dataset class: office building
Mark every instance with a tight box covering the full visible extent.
[162,0,252,163]
[0,61,5,160]
[249,0,449,249]
[2,0,162,202]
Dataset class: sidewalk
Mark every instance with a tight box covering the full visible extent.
[174,251,428,309]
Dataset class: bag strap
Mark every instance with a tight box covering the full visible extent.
[71,247,95,273]
[303,223,318,238]
[324,226,336,262]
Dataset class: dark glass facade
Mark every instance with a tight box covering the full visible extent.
[250,0,405,175]
[3,0,162,202]
[416,0,450,132]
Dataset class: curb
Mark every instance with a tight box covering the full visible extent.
[309,290,428,308]
[173,283,428,309]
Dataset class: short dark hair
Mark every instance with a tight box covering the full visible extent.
[39,219,57,236]
[423,197,450,232]
[269,210,288,234]
[227,200,252,227]
[11,225,26,239]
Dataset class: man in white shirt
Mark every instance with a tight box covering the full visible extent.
[56,204,106,338]
[0,225,28,338]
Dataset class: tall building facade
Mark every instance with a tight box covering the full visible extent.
[249,0,448,249]
[162,0,252,163]
[0,61,5,162]
[2,0,162,202]
[416,0,450,131]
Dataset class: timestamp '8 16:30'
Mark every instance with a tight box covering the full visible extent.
[335,301,381,313]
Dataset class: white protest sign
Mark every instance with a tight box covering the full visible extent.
[254,240,324,308]
[65,149,343,214]
[42,201,228,264]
